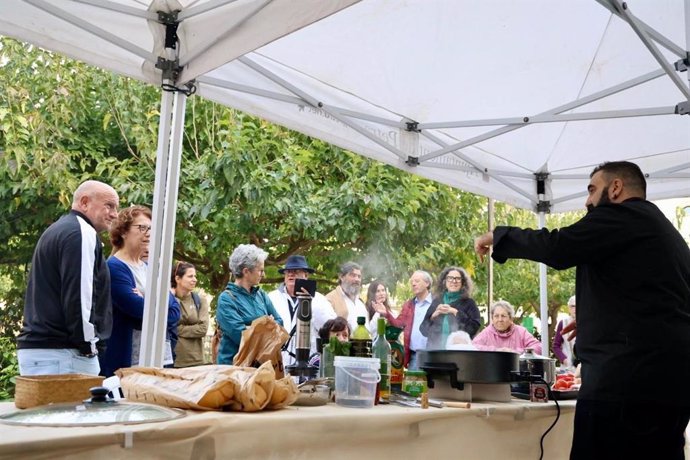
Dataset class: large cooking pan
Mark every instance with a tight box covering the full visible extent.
[417,349,519,389]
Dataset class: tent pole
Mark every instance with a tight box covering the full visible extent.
[421,130,537,205]
[139,88,173,367]
[612,0,690,99]
[538,212,549,357]
[237,56,410,161]
[487,198,494,325]
[139,88,186,367]
[686,0,690,91]
[417,69,664,163]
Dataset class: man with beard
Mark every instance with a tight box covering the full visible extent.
[268,255,336,367]
[326,261,377,335]
[474,161,690,460]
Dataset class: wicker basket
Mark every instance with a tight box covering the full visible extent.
[15,374,104,409]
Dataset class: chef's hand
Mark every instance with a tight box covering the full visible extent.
[474,231,494,262]
[561,320,577,340]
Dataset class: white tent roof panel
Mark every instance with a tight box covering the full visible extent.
[0,0,360,84]
[194,0,689,212]
[2,0,686,212]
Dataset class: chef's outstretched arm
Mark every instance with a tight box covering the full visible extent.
[474,231,494,262]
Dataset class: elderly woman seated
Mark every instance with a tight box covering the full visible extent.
[472,300,542,355]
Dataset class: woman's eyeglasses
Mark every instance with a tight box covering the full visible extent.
[134,224,152,233]
[446,276,463,282]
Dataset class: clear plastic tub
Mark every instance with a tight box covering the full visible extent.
[333,356,380,408]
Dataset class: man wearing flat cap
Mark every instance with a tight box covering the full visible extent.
[268,255,336,367]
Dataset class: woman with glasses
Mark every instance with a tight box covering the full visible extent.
[100,205,181,377]
[472,300,542,354]
[419,266,481,350]
[216,244,283,364]
[171,261,209,367]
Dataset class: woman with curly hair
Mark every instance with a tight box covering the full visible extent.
[419,266,481,350]
[100,205,180,377]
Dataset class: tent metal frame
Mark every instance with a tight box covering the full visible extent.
[7,0,688,365]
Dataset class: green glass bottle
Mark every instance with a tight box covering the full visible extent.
[386,325,404,391]
[373,318,391,402]
[351,316,372,357]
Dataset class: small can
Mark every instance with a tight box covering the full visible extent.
[403,370,428,397]
[530,382,549,402]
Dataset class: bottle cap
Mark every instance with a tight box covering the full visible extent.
[357,316,366,325]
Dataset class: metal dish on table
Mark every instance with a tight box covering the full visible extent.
[293,378,333,406]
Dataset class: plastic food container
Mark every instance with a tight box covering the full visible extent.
[333,356,380,408]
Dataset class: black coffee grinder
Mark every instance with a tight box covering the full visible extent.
[285,294,318,383]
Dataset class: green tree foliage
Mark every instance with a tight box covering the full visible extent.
[0,36,580,397]
[0,36,488,339]
[472,202,582,346]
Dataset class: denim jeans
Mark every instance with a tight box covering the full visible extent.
[18,348,100,376]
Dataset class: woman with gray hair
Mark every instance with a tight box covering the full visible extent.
[472,300,542,354]
[419,266,481,349]
[216,244,283,364]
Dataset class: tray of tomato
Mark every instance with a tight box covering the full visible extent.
[551,372,580,400]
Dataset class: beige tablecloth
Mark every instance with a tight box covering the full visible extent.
[0,399,576,460]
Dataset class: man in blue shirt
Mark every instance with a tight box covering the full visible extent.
[377,270,433,370]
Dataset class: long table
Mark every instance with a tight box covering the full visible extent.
[0,399,577,459]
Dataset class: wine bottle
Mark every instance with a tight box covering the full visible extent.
[351,316,372,358]
[373,317,391,402]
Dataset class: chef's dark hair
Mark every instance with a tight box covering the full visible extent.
[591,161,646,198]
[435,266,473,299]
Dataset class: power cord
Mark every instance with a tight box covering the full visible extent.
[536,377,560,460]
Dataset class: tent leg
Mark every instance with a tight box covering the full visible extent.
[487,197,494,325]
[538,212,549,357]
[140,87,187,367]
[686,0,690,91]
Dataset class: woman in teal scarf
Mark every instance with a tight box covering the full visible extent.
[419,266,481,349]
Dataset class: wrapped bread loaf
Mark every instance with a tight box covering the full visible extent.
[116,362,294,411]
[266,375,299,409]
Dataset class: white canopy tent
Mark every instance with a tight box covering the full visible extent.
[2,0,689,360]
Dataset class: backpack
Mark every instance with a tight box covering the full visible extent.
[191,291,201,312]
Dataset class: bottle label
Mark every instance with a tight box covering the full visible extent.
[351,339,372,357]
[390,344,404,384]
[403,378,427,397]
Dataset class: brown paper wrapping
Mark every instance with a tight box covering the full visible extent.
[116,361,297,411]
[233,316,289,379]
